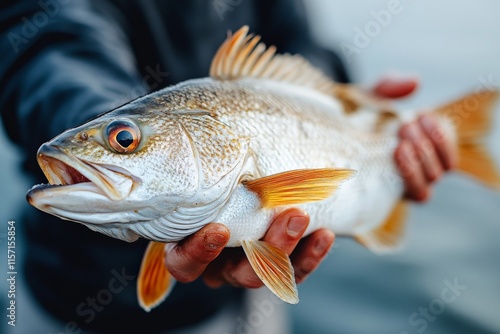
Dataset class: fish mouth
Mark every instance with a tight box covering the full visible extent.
[28,144,138,202]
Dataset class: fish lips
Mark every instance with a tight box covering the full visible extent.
[27,143,140,216]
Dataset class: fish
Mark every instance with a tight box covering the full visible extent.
[27,26,500,311]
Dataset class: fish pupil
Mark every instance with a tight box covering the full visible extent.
[116,130,134,148]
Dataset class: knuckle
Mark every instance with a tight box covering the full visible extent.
[415,139,434,156]
[169,269,197,283]
[301,257,317,274]
[230,264,264,288]
[243,280,264,289]
[427,168,442,182]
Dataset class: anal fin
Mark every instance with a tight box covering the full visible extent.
[241,240,299,304]
[137,241,175,312]
[355,200,408,254]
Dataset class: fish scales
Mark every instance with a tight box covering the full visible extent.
[27,26,499,309]
[143,77,403,238]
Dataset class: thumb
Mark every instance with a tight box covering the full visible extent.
[372,75,419,99]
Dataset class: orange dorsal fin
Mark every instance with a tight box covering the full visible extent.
[436,90,500,189]
[244,168,356,209]
[209,26,336,95]
[137,241,175,312]
[241,240,298,304]
[355,200,408,253]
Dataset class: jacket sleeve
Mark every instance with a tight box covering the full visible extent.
[0,0,143,157]
[255,0,350,83]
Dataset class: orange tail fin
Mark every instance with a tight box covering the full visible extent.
[436,90,500,188]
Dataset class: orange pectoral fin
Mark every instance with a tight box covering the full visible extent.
[241,240,298,304]
[137,241,175,312]
[244,168,356,209]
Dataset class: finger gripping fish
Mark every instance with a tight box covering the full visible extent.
[27,26,500,311]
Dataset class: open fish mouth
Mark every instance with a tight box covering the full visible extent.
[28,144,138,204]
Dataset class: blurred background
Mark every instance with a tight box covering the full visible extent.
[288,1,500,334]
[1,1,500,333]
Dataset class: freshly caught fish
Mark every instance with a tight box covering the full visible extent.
[27,26,500,311]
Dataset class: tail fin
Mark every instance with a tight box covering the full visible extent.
[436,90,500,188]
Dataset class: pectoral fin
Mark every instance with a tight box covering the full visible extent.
[355,200,408,254]
[241,240,299,304]
[244,168,356,209]
[137,241,175,312]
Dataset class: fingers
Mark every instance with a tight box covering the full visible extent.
[399,121,443,183]
[395,139,430,201]
[262,208,309,254]
[396,113,457,202]
[203,208,310,289]
[165,223,229,283]
[418,114,457,170]
[291,229,335,284]
[372,76,419,99]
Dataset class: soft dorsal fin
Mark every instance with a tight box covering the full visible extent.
[209,26,336,95]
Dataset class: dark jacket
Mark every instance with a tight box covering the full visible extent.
[0,0,348,332]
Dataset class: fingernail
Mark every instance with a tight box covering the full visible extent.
[287,217,307,237]
[314,237,330,256]
[205,233,226,250]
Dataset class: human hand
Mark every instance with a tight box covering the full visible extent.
[163,208,334,288]
[372,76,458,201]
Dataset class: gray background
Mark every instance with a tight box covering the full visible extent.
[1,1,500,334]
[288,1,500,334]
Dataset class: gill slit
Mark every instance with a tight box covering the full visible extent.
[177,121,203,192]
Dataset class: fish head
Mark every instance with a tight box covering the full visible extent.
[27,92,251,242]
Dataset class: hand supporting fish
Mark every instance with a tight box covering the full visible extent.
[27,26,500,311]
[161,208,334,289]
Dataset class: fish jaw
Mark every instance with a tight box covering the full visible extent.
[27,143,142,224]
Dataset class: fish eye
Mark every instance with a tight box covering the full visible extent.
[105,119,141,153]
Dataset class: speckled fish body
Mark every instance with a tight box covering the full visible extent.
[27,75,402,246]
[27,26,499,308]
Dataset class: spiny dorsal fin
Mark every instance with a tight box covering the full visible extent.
[355,200,407,254]
[210,26,336,95]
